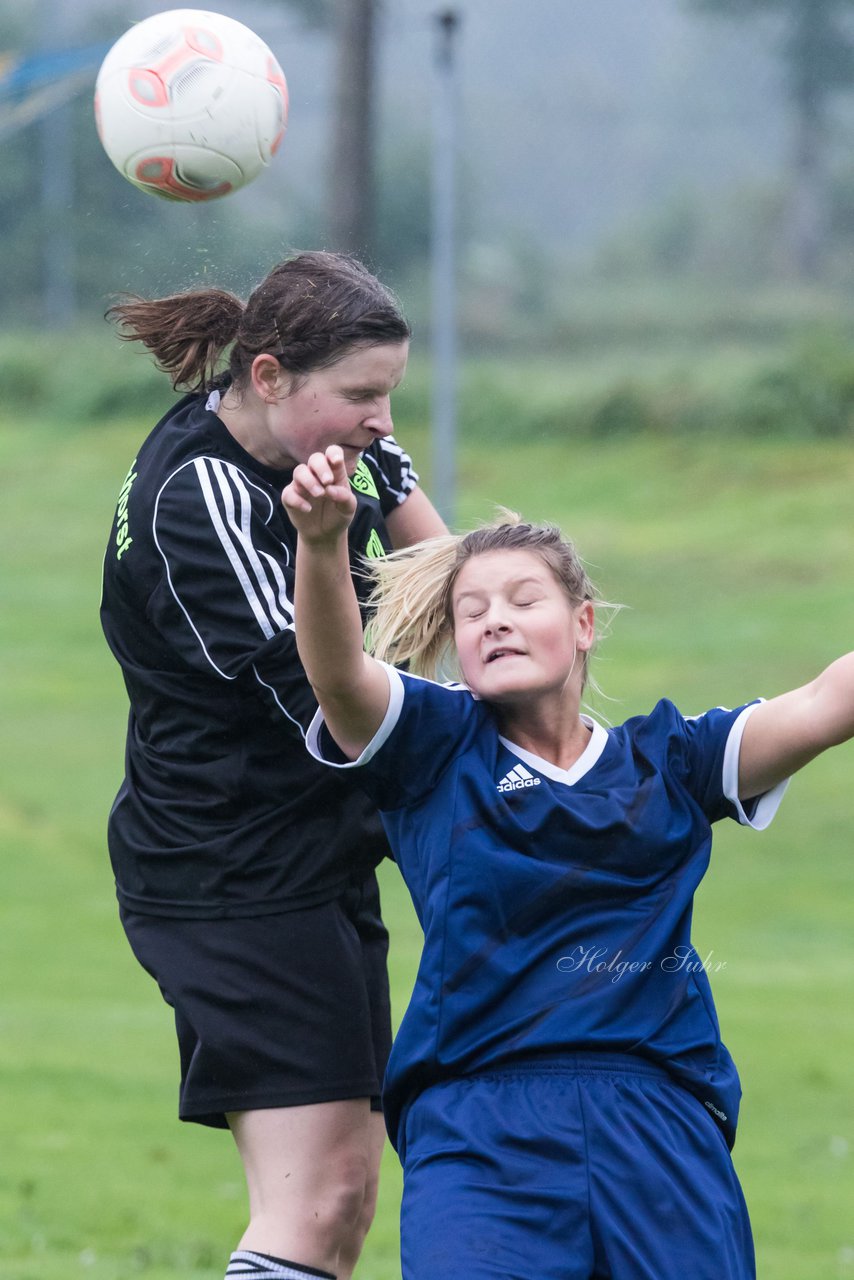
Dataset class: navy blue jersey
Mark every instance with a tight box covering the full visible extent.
[307,667,788,1150]
[101,392,418,918]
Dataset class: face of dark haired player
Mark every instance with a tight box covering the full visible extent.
[236,341,409,472]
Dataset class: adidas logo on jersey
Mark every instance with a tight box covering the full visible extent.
[497,764,541,792]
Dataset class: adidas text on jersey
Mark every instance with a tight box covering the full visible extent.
[497,764,541,792]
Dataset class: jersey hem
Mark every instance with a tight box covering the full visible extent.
[179,1079,382,1126]
[114,875,374,919]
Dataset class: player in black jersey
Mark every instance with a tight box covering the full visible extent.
[100,252,445,1280]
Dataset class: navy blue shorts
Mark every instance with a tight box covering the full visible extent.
[120,872,391,1127]
[398,1053,754,1280]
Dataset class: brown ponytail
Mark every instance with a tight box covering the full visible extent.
[107,289,244,392]
[107,251,410,396]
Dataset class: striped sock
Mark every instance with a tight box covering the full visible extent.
[225,1251,336,1280]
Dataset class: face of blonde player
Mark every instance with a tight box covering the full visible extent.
[451,549,593,711]
[258,341,409,472]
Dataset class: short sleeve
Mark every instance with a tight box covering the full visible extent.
[363,437,419,515]
[147,455,320,731]
[306,664,482,810]
[719,702,789,829]
[668,700,788,828]
[149,457,296,677]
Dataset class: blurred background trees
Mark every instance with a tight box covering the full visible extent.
[3,0,854,316]
[6,0,854,436]
[690,0,854,279]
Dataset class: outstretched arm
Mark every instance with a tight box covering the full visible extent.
[283,447,391,761]
[739,653,854,799]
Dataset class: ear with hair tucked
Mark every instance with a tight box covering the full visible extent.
[251,353,288,403]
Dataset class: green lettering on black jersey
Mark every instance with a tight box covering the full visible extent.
[351,459,379,499]
[365,529,385,559]
[115,458,138,561]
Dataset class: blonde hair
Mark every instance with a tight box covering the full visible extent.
[365,512,618,694]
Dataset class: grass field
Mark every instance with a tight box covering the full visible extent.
[1,411,853,1279]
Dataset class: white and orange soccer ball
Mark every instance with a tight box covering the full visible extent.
[94,9,288,202]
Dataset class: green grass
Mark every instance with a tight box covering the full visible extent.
[1,413,853,1279]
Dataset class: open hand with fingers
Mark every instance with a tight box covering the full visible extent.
[283,446,357,544]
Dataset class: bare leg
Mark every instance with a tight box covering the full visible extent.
[337,1110,387,1278]
[228,1099,378,1280]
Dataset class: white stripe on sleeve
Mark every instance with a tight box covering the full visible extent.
[370,437,418,503]
[153,457,296,678]
[208,459,295,633]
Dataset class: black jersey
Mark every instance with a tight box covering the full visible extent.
[101,392,418,918]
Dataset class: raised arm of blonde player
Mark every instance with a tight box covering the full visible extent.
[283,446,392,761]
[739,653,854,800]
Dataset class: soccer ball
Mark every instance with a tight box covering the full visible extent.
[94,9,288,202]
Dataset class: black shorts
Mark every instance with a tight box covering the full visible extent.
[120,872,391,1128]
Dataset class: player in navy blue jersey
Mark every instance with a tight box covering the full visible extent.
[283,444,854,1280]
[100,254,445,1280]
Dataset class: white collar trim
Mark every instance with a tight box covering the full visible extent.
[499,715,609,786]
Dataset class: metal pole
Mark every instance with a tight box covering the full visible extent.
[328,0,378,256]
[41,100,76,327]
[431,9,460,528]
[40,0,76,327]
